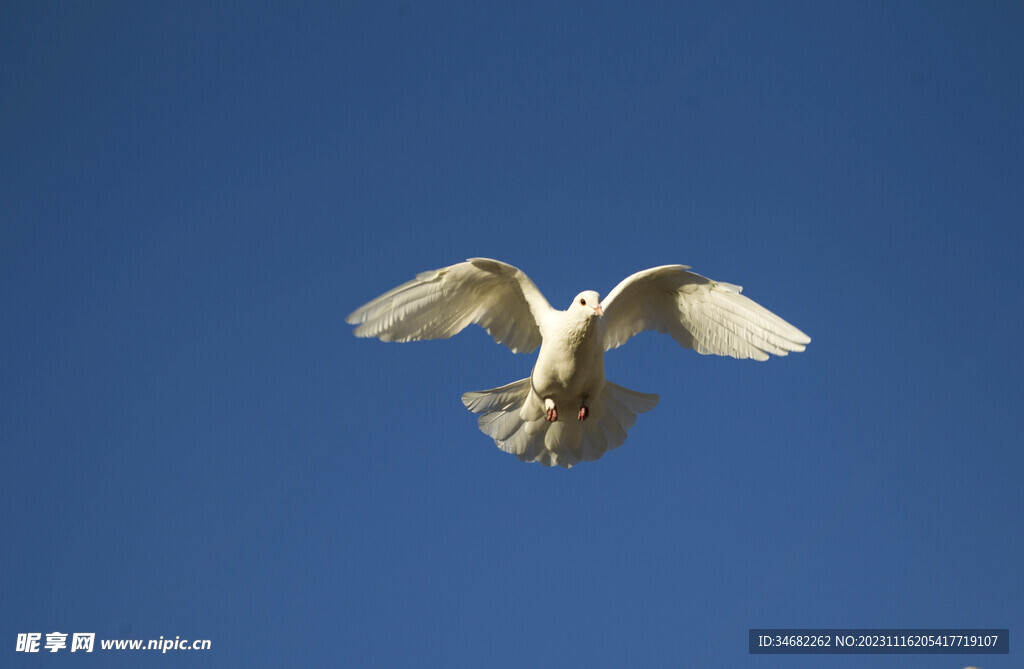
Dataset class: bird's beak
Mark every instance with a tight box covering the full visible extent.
[594,305,604,317]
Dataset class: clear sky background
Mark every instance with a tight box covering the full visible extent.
[2,2,1022,667]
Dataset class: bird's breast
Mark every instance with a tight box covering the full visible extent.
[532,317,605,400]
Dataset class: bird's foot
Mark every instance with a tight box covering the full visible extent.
[578,406,589,421]
[546,407,558,422]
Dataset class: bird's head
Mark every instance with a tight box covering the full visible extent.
[570,290,604,318]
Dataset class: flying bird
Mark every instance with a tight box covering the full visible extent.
[347,258,810,467]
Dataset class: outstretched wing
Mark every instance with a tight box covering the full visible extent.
[347,258,553,354]
[601,265,810,360]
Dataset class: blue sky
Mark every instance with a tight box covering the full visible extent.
[2,1,1022,667]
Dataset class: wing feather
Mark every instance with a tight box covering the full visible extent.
[347,258,553,353]
[602,265,810,360]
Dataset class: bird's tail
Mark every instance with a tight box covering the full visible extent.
[462,379,659,468]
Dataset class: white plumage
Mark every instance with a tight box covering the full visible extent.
[347,258,810,467]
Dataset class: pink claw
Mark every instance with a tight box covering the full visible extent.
[546,407,558,422]
[578,406,589,421]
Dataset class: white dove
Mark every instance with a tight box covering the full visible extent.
[347,258,810,468]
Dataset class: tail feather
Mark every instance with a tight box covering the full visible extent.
[462,379,531,413]
[478,405,523,443]
[461,378,659,468]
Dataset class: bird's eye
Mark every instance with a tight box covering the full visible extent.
[580,298,586,306]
